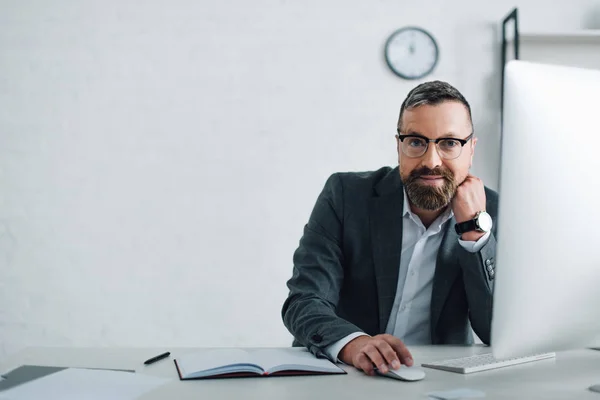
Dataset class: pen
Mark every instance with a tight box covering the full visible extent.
[143,352,171,365]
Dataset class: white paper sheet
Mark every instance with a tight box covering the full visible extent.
[0,368,170,400]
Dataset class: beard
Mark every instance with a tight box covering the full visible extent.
[401,166,458,211]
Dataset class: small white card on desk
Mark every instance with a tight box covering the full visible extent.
[427,387,486,399]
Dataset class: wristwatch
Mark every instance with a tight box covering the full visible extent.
[454,211,493,235]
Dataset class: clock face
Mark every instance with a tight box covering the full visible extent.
[384,27,439,80]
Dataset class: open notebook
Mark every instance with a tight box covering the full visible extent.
[174,347,346,379]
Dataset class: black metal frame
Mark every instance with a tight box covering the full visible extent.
[501,8,520,129]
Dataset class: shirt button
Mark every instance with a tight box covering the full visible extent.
[410,270,416,276]
[400,305,406,311]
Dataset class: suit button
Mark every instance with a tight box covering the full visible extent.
[489,270,495,280]
[486,264,493,272]
[311,334,323,343]
[485,259,493,266]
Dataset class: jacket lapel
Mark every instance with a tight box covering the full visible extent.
[430,215,461,341]
[370,168,405,332]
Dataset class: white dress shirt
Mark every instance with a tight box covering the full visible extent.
[325,189,490,362]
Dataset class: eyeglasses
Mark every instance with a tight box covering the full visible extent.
[395,130,474,160]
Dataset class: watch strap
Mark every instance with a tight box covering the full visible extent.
[455,219,478,235]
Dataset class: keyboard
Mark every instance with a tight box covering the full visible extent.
[421,352,556,374]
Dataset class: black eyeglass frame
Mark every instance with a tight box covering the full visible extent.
[395,130,474,159]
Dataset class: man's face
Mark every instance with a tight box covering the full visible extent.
[397,101,475,211]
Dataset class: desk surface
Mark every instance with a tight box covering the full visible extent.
[1,345,599,399]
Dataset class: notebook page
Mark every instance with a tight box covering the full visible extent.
[0,368,170,400]
[176,348,261,377]
[250,348,343,374]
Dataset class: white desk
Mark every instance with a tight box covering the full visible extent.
[1,345,599,399]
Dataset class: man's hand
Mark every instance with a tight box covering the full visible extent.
[452,174,487,242]
[339,334,413,376]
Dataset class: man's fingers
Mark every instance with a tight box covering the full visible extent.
[354,352,375,376]
[363,345,388,373]
[465,174,483,186]
[374,340,401,370]
[386,337,414,366]
[351,335,415,376]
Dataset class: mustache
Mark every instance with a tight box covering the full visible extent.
[407,166,454,182]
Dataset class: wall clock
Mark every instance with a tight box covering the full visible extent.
[384,27,439,80]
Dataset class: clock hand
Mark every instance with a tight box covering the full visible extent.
[409,42,415,54]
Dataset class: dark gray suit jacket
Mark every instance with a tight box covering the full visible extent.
[281,166,498,360]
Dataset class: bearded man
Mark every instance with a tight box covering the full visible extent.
[281,80,497,377]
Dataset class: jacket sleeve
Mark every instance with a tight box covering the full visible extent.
[281,173,364,359]
[457,188,498,345]
[458,234,496,344]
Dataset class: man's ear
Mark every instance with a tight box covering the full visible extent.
[469,137,477,163]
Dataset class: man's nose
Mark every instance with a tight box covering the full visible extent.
[420,143,443,169]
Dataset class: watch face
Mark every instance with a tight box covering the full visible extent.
[384,27,439,80]
[477,212,493,232]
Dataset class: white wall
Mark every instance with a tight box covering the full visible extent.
[0,0,598,359]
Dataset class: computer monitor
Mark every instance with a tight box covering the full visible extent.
[491,60,600,360]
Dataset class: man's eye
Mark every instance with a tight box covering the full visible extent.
[408,139,425,147]
[440,139,460,148]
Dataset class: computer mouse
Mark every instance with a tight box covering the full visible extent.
[377,366,426,382]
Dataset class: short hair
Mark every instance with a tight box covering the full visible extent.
[397,80,472,131]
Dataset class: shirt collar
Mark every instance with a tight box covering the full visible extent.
[402,189,411,217]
